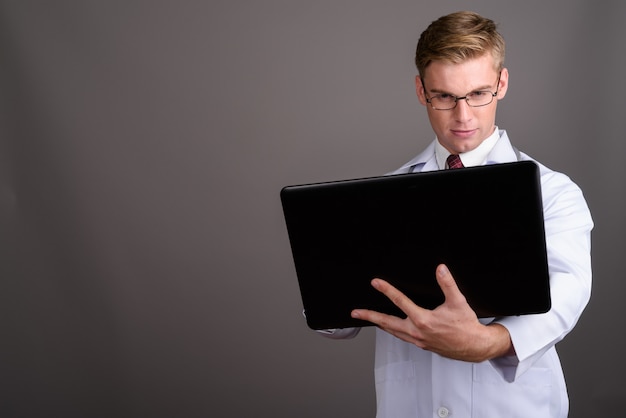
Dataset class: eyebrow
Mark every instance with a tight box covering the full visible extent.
[429,83,494,95]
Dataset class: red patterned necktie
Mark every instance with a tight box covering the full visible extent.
[447,154,464,169]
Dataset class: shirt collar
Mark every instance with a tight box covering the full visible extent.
[435,127,501,169]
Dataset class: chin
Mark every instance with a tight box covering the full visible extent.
[453,141,481,154]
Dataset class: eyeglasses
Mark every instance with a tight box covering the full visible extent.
[423,73,501,111]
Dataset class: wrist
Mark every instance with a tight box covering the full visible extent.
[486,323,515,360]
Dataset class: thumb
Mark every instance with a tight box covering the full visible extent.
[436,264,465,302]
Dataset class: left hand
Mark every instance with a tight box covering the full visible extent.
[351,264,512,362]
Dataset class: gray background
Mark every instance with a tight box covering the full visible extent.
[1,1,624,417]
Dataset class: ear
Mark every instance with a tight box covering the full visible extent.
[415,75,428,106]
[496,67,509,100]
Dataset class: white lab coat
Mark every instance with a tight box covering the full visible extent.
[326,130,593,418]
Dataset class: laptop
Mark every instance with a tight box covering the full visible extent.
[280,161,550,330]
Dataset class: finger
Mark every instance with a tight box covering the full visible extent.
[351,307,418,345]
[351,308,405,329]
[351,307,421,342]
[436,264,467,304]
[370,278,429,316]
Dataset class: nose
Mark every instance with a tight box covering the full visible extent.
[453,98,473,122]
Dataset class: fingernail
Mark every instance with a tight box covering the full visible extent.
[351,310,360,319]
[438,265,449,276]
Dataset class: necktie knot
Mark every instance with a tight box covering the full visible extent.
[447,154,464,169]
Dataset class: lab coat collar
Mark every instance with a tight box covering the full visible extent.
[394,129,518,174]
[393,141,438,174]
[484,130,519,165]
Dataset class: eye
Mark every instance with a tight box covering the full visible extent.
[437,93,454,101]
[469,91,487,97]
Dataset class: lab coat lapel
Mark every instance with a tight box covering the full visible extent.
[485,130,519,164]
[392,141,438,174]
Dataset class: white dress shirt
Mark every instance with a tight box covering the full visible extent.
[321,129,593,418]
[434,126,500,169]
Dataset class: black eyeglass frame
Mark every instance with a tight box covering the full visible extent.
[422,72,502,111]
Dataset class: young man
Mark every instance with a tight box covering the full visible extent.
[323,11,593,418]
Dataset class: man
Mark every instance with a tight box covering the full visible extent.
[322,11,593,418]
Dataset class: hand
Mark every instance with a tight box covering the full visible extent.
[351,264,512,362]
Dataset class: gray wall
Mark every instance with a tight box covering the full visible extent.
[1,1,623,417]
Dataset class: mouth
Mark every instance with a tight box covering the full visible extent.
[451,129,478,139]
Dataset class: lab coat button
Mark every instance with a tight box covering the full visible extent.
[437,406,450,417]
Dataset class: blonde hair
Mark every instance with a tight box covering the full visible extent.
[415,11,505,77]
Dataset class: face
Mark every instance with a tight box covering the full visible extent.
[416,54,509,154]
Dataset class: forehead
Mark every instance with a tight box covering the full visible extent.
[423,55,499,93]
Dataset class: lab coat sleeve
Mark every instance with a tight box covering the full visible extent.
[316,327,361,339]
[491,169,593,382]
[302,311,362,339]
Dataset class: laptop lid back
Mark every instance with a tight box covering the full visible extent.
[280,161,550,330]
